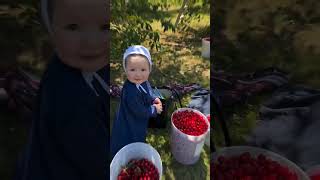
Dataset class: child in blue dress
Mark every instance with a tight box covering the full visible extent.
[14,0,109,179]
[110,45,163,157]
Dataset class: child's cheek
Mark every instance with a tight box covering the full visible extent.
[52,31,107,71]
[53,33,78,60]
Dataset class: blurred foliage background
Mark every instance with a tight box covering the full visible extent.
[213,0,320,87]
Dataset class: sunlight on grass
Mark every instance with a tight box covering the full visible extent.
[189,13,210,29]
[148,4,210,88]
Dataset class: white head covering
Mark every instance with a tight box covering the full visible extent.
[123,45,152,72]
[41,0,53,34]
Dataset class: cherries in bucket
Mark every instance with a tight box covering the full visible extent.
[172,110,208,136]
[118,158,159,180]
[110,142,162,180]
[212,152,298,180]
[211,146,309,180]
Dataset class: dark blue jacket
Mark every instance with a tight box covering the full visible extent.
[110,80,156,157]
[14,55,109,180]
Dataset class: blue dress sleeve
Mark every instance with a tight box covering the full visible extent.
[124,88,156,118]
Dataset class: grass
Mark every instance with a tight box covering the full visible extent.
[149,16,210,87]
[111,2,210,88]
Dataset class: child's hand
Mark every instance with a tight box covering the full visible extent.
[153,103,163,114]
[153,98,162,105]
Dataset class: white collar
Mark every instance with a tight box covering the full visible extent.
[136,84,147,94]
[82,72,110,95]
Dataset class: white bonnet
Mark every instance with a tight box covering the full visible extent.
[123,45,152,72]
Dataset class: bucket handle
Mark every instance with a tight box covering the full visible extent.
[170,88,183,109]
[212,96,231,150]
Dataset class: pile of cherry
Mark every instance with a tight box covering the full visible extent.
[211,152,298,180]
[117,158,159,180]
[172,110,208,136]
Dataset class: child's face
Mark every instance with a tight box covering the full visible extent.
[51,0,109,72]
[126,55,150,84]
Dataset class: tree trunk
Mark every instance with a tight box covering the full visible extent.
[174,0,190,27]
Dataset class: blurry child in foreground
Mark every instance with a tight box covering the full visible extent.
[14,0,110,179]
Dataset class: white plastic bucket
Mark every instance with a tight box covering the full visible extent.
[201,37,210,58]
[110,142,162,180]
[204,129,210,147]
[170,108,210,165]
[205,114,210,147]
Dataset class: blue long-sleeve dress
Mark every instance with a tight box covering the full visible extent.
[110,80,157,157]
[14,54,109,180]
